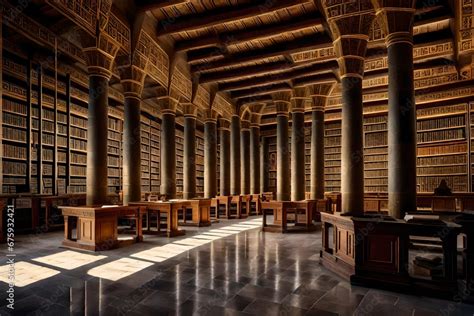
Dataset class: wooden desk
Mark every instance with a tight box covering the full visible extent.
[60,205,145,251]
[176,199,212,227]
[129,201,185,238]
[229,195,245,219]
[250,194,262,215]
[240,195,251,218]
[210,198,220,222]
[214,196,232,218]
[261,200,316,233]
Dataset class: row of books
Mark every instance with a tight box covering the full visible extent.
[417,128,465,143]
[3,112,27,128]
[417,115,465,130]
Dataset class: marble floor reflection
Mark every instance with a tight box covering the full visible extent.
[1,217,473,316]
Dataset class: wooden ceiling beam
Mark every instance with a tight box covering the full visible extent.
[175,15,324,52]
[156,0,309,36]
[198,60,293,84]
[137,0,190,12]
[191,34,332,72]
[218,60,338,92]
[231,83,293,99]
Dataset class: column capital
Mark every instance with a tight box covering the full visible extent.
[372,0,416,46]
[272,90,292,116]
[218,118,231,130]
[290,86,309,112]
[158,96,179,115]
[320,0,375,78]
[182,103,198,118]
[203,109,219,123]
[117,62,146,99]
[241,120,251,131]
[81,33,120,79]
[307,83,335,111]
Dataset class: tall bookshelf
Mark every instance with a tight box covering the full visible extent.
[196,131,205,197]
[141,116,151,193]
[107,112,122,194]
[176,129,184,195]
[416,103,469,192]
[363,115,388,193]
[150,119,160,193]
[324,120,341,192]
[2,51,29,193]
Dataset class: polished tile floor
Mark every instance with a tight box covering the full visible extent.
[1,217,474,316]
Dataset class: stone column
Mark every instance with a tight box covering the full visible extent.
[290,88,308,201]
[241,120,251,194]
[307,83,334,200]
[82,43,118,205]
[230,115,241,195]
[321,1,375,215]
[250,123,260,194]
[204,117,217,198]
[373,1,417,218]
[119,63,146,205]
[159,97,178,199]
[273,91,291,201]
[183,111,197,199]
[219,119,231,196]
[260,137,269,194]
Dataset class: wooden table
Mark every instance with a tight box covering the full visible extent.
[175,199,212,227]
[261,200,317,233]
[240,195,251,218]
[129,201,185,237]
[59,205,145,251]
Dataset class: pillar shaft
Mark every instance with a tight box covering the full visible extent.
[160,112,176,198]
[277,114,290,201]
[230,115,241,195]
[123,96,141,204]
[250,126,260,194]
[311,108,325,200]
[260,137,269,194]
[183,116,196,199]
[86,75,109,205]
[241,128,251,194]
[388,39,417,218]
[341,77,364,215]
[204,120,217,198]
[291,111,306,201]
[220,128,231,196]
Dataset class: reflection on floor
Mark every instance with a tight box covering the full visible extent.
[0,217,473,315]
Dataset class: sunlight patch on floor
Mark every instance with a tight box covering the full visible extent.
[87,258,153,281]
[32,250,106,270]
[0,261,60,287]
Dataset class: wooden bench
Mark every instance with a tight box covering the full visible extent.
[60,205,146,251]
[261,200,317,233]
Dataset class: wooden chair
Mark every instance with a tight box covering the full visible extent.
[431,197,457,213]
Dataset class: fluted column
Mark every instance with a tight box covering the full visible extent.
[159,97,178,199]
[373,1,417,218]
[241,120,251,194]
[118,62,146,205]
[230,115,241,195]
[250,124,260,194]
[219,119,231,196]
[183,113,196,199]
[290,88,308,201]
[307,84,335,200]
[204,118,217,198]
